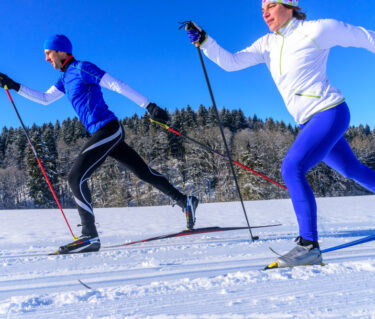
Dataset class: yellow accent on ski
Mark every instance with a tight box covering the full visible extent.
[265,261,279,270]
[265,261,325,270]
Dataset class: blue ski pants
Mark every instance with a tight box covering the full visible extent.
[281,102,375,241]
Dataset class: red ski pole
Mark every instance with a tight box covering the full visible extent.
[4,86,77,239]
[150,118,287,190]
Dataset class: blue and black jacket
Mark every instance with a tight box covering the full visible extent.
[55,58,117,134]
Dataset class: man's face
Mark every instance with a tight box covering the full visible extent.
[44,50,68,69]
[262,2,293,32]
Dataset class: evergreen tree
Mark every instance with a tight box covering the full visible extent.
[172,109,184,131]
[54,120,61,140]
[0,127,9,168]
[207,106,218,126]
[197,105,208,127]
[279,120,287,132]
[183,105,197,129]
[233,109,248,130]
[13,128,27,169]
[265,118,276,131]
[72,117,89,141]
[25,128,56,207]
[3,127,17,168]
[221,108,233,130]
[62,117,74,144]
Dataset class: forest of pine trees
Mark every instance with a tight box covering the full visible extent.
[1,105,375,209]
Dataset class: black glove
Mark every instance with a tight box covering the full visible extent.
[147,102,169,123]
[181,21,208,47]
[0,73,20,91]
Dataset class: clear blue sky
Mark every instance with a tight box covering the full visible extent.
[1,0,375,130]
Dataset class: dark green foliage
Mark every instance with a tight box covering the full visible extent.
[24,124,59,208]
[0,105,375,209]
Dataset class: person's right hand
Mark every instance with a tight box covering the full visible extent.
[147,102,169,123]
[0,73,20,91]
[184,21,208,47]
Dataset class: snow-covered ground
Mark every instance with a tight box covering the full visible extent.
[1,196,375,318]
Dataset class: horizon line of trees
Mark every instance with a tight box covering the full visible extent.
[1,104,375,209]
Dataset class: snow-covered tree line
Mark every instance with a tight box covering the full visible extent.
[1,105,375,209]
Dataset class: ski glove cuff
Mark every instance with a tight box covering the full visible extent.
[147,102,169,123]
[185,21,208,47]
[0,73,20,92]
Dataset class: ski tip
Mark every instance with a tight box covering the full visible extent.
[48,250,60,255]
[264,261,325,270]
[264,261,279,270]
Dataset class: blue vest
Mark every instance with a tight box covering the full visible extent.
[55,60,117,134]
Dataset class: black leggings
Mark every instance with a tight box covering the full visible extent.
[68,119,185,235]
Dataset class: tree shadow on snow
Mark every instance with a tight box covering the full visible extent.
[320,229,375,239]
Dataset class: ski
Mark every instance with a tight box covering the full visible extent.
[264,261,325,270]
[321,234,375,253]
[104,224,282,249]
[45,225,281,255]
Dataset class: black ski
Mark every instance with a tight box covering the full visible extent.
[46,225,281,255]
[104,224,282,248]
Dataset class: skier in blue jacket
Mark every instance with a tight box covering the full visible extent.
[0,35,198,254]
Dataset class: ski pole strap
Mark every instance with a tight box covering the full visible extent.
[149,118,181,136]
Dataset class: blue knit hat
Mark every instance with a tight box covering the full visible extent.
[43,35,72,53]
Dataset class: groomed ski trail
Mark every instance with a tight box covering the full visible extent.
[1,197,375,318]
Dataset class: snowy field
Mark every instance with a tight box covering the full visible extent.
[1,195,375,318]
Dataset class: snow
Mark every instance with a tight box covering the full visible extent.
[1,196,375,318]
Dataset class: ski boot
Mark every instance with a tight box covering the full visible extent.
[184,195,199,231]
[52,233,101,255]
[265,236,323,269]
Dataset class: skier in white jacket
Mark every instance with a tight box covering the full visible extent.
[184,0,375,268]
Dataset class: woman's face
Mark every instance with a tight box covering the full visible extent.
[262,2,294,32]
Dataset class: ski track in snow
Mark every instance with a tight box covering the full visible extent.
[1,196,375,318]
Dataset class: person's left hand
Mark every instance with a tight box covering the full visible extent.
[147,102,169,123]
[185,21,208,47]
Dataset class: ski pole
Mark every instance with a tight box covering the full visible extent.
[194,48,258,241]
[3,86,78,240]
[195,48,258,241]
[181,23,258,241]
[150,118,287,190]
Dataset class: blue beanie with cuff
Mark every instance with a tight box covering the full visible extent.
[43,34,72,53]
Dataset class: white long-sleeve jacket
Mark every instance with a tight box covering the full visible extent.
[201,18,375,124]
[18,73,150,108]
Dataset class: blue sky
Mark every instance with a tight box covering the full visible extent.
[1,0,375,130]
